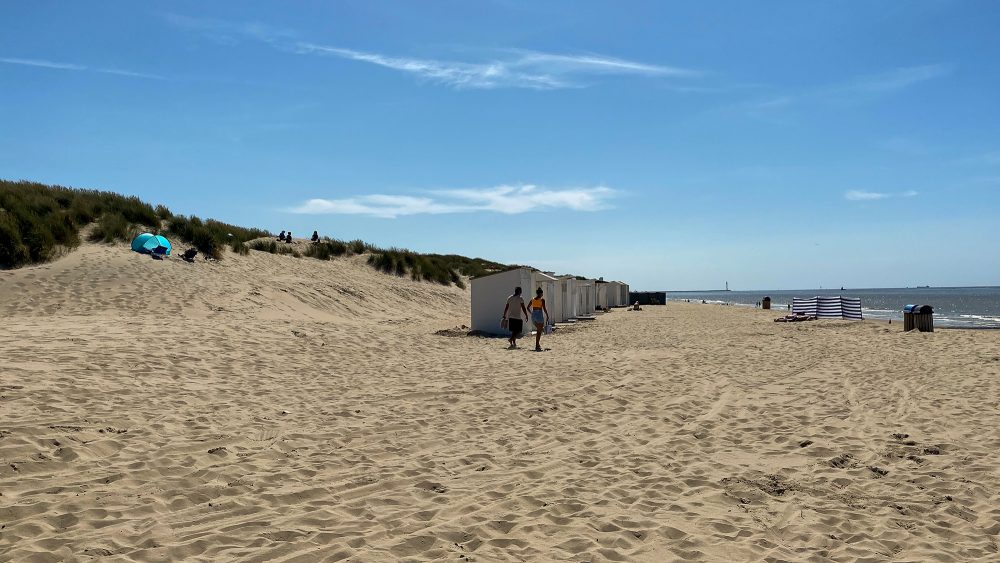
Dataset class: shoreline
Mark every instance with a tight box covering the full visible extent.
[662,298,1000,330]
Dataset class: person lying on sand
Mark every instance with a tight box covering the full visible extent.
[774,313,816,322]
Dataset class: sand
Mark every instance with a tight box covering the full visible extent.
[2,241,1000,562]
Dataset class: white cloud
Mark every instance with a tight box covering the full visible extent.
[0,57,85,71]
[290,185,618,218]
[0,56,164,80]
[507,50,700,77]
[294,44,696,89]
[294,44,565,89]
[845,190,891,201]
[161,15,700,90]
[844,190,918,201]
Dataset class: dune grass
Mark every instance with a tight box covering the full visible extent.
[2,179,513,287]
[166,215,269,259]
[247,239,298,257]
[1,180,160,267]
[0,179,271,267]
[365,250,519,289]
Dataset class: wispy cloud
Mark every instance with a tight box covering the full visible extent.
[291,43,697,90]
[290,185,617,218]
[0,57,85,71]
[294,44,564,89]
[0,56,164,80]
[507,50,699,77]
[844,189,918,201]
[162,14,699,90]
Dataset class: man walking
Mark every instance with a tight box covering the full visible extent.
[501,287,530,349]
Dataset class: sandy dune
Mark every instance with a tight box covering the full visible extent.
[2,242,1000,561]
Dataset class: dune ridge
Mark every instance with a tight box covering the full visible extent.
[2,242,1000,561]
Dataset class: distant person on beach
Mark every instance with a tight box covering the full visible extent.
[529,288,549,352]
[285,232,293,243]
[311,231,319,243]
[501,287,529,350]
[277,231,286,241]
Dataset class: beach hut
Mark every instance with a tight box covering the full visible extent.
[558,276,578,320]
[471,269,567,333]
[605,281,624,307]
[576,279,596,316]
[470,268,542,334]
[596,280,609,310]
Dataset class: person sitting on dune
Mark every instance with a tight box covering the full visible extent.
[277,230,286,241]
[285,232,292,243]
[311,231,319,243]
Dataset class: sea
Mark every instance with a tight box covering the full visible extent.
[664,287,1000,329]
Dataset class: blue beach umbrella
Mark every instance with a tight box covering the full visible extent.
[130,233,172,256]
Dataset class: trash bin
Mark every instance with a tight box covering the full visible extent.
[762,296,771,310]
[903,304,933,332]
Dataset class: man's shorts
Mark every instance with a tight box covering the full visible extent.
[508,318,523,337]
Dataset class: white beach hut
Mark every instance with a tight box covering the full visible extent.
[608,282,619,307]
[605,281,622,307]
[558,276,578,320]
[596,281,609,310]
[575,278,596,316]
[470,268,535,334]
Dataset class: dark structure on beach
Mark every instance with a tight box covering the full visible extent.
[629,291,667,305]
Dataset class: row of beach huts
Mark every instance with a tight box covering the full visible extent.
[470,267,630,335]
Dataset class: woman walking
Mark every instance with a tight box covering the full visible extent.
[529,287,549,352]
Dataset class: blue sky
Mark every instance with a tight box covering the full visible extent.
[2,1,998,289]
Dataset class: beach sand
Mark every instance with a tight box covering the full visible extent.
[2,242,1000,561]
